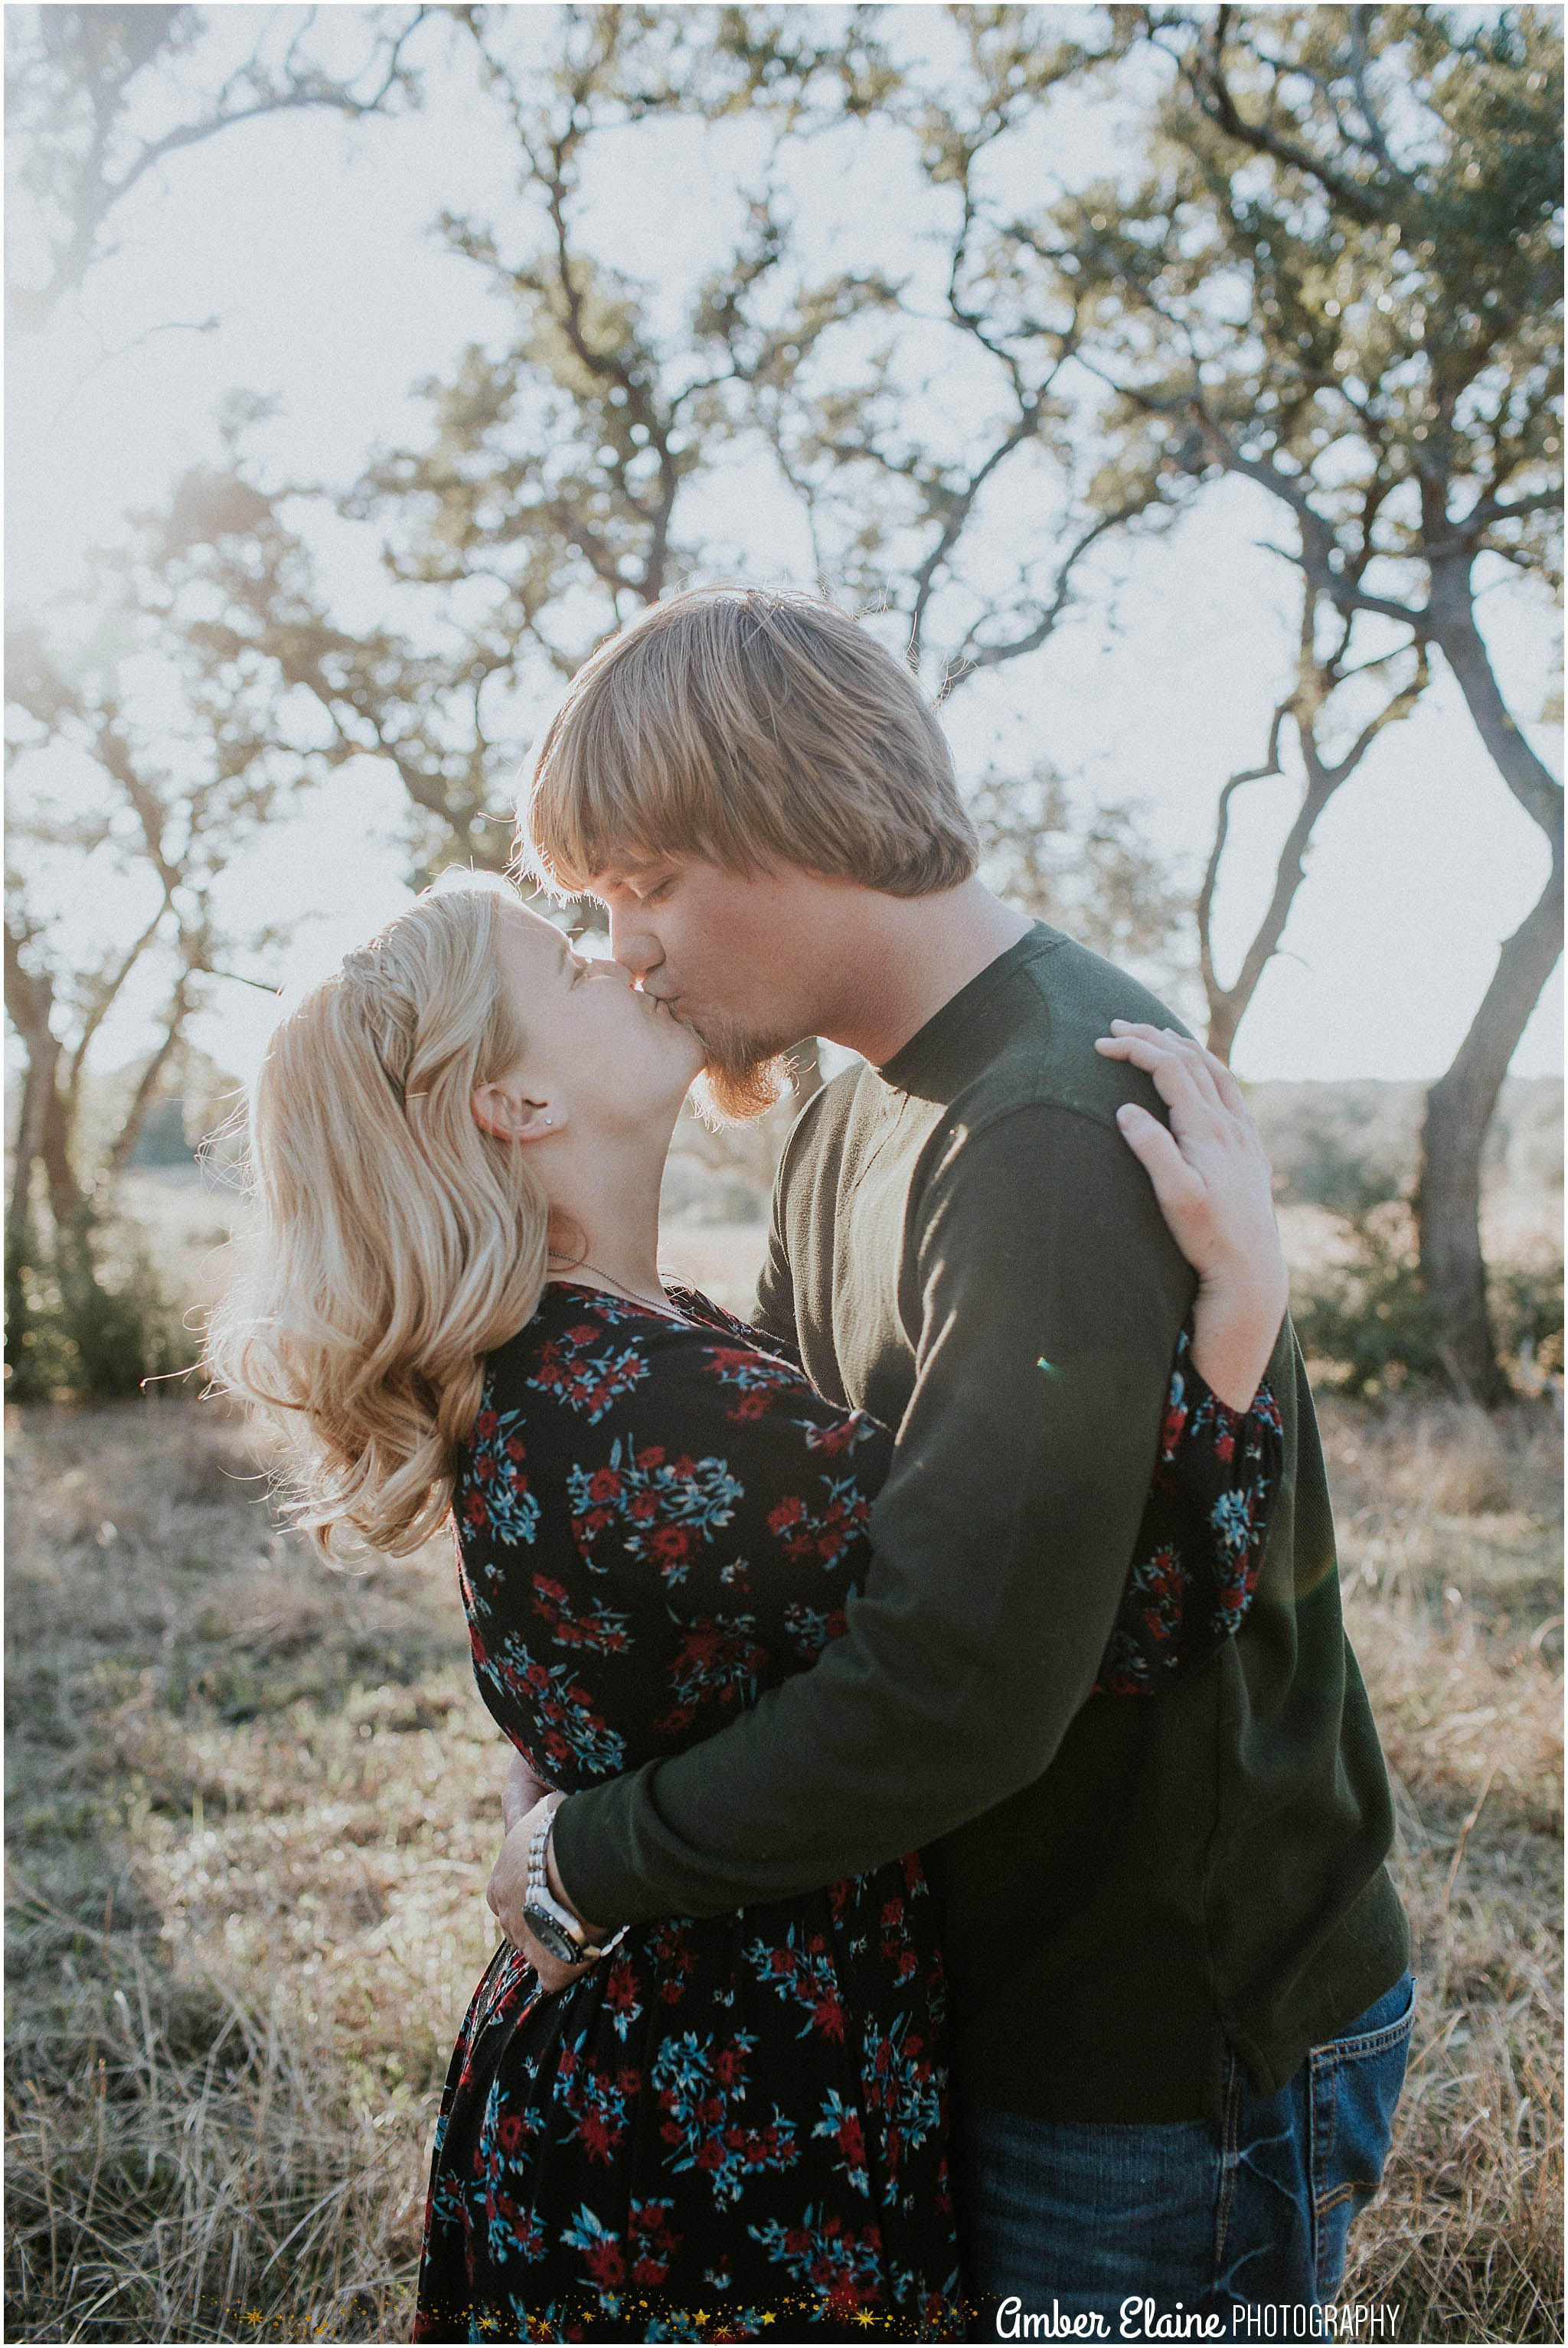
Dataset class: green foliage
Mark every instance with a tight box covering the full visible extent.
[1291,1174,1563,1399]
[1276,1115,1408,1218]
[1291,1197,1444,1397]
[968,760,1191,981]
[1078,5,1563,576]
[5,1209,196,1403]
[1491,1253,1566,1385]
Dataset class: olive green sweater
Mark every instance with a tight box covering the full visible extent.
[554,926,1409,2121]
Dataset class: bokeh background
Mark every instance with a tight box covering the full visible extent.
[5,7,1562,2340]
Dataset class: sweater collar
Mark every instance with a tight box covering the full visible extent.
[875,924,1062,1097]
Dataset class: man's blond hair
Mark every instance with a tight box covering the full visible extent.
[521,586,978,896]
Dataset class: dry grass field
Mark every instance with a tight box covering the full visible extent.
[5,1219,1563,2342]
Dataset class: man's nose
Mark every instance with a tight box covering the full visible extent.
[607,906,663,981]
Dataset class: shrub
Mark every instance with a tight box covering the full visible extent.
[1292,1197,1563,1403]
[5,1210,197,1404]
[1491,1253,1566,1389]
[1291,1196,1445,1398]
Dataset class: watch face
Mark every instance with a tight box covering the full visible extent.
[523,1899,583,1966]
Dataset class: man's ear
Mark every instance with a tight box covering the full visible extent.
[471,1083,566,1145]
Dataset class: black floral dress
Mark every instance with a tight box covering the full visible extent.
[413,1284,1281,2343]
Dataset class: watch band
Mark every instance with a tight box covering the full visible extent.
[521,1798,626,1968]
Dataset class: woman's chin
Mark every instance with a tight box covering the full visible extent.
[670,1027,708,1085]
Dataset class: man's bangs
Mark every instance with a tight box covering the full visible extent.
[520,778,619,900]
[520,585,979,899]
[522,726,768,897]
[520,737,662,899]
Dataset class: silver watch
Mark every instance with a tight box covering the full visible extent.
[521,1802,626,1967]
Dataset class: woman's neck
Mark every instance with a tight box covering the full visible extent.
[541,1126,671,1305]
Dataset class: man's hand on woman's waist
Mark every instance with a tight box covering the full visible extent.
[491,1749,605,1994]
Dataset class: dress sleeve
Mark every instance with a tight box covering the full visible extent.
[1090,1327,1284,1698]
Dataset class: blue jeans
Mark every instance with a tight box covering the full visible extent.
[956,1975,1415,2337]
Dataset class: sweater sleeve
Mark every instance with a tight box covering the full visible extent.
[551,1102,1197,1927]
[750,1079,829,1358]
[750,1200,799,1357]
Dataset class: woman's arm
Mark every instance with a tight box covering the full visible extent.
[502,1744,552,1834]
[490,1044,1289,1954]
[1094,1021,1288,1409]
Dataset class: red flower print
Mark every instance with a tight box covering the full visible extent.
[583,2239,625,2287]
[806,1416,861,1455]
[429,1291,970,2333]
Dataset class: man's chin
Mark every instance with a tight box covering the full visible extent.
[691,1057,789,1128]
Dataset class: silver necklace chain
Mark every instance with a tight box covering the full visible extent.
[548,1255,687,1321]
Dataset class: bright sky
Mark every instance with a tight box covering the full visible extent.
[7,5,1562,1090]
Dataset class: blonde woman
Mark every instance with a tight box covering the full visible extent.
[209,882,1285,2340]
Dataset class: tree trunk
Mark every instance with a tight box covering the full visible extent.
[10,1046,51,1230]
[1416,854,1563,1406]
[106,1001,188,1179]
[1416,560,1565,1403]
[3,931,88,1232]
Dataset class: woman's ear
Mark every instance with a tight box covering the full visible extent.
[471,1083,566,1145]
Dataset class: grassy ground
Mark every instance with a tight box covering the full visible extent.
[1328,1399,1563,2337]
[5,1243,1562,2340]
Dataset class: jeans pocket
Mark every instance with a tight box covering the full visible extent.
[1308,1973,1416,2301]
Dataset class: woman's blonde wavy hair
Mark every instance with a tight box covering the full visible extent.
[206,887,549,1557]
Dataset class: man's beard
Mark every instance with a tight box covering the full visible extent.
[685,1009,795,1129]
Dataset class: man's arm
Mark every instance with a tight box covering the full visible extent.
[551,1103,1194,1927]
[750,1205,798,1354]
[750,1072,832,1358]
